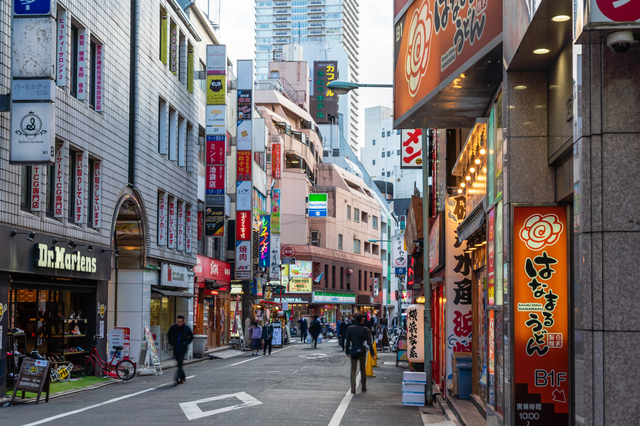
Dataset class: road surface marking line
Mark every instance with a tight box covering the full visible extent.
[180,392,262,421]
[327,373,360,426]
[22,387,156,426]
[186,375,197,379]
[227,346,293,367]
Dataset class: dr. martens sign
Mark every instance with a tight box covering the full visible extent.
[36,243,97,273]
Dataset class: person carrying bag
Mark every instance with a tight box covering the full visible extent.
[344,314,374,394]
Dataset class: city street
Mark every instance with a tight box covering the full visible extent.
[0,342,427,426]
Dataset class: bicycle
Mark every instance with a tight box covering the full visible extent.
[83,336,137,381]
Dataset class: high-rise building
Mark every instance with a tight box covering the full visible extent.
[254,0,360,153]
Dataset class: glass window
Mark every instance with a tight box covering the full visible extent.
[372,139,376,145]
[397,149,401,155]
[353,239,360,253]
[354,208,360,223]
[382,152,385,158]
[347,205,351,220]
[387,131,391,136]
[387,171,391,177]
[372,160,375,165]
[89,41,97,109]
[381,132,385,138]
[20,166,31,211]
[372,216,378,229]
[338,234,343,250]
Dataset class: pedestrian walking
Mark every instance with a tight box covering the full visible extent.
[309,315,321,348]
[339,316,349,349]
[345,314,374,394]
[298,316,308,343]
[248,321,263,356]
[391,315,398,328]
[262,321,274,356]
[167,314,194,386]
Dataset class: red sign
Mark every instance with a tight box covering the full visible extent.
[195,255,231,284]
[401,129,422,169]
[206,165,225,194]
[236,211,251,241]
[513,206,569,425]
[74,152,84,223]
[237,150,252,181]
[206,135,225,165]
[282,245,295,257]
[272,142,281,179]
[596,0,640,22]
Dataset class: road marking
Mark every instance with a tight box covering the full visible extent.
[22,387,157,426]
[179,392,262,421]
[186,375,196,380]
[227,346,293,367]
[328,373,360,426]
[298,353,328,360]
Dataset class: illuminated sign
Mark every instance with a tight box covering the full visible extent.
[37,243,96,273]
[258,215,270,268]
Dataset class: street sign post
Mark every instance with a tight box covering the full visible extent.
[282,245,295,257]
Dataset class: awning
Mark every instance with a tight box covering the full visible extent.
[457,200,486,243]
[152,287,195,298]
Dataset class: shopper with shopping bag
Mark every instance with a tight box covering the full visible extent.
[345,314,375,394]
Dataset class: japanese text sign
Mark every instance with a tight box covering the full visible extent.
[56,11,66,86]
[237,150,252,181]
[95,45,103,111]
[310,61,338,124]
[272,142,282,179]
[271,189,281,234]
[206,135,225,165]
[407,304,425,362]
[74,152,84,224]
[185,208,192,253]
[488,208,495,305]
[168,198,176,249]
[401,129,423,169]
[394,0,502,123]
[92,161,102,228]
[392,234,407,268]
[31,165,44,211]
[77,29,87,99]
[54,144,64,217]
[206,165,225,195]
[258,215,271,268]
[235,241,251,273]
[236,211,251,241]
[205,206,224,237]
[513,206,569,425]
[158,194,166,246]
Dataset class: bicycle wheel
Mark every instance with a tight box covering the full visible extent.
[115,360,136,380]
[84,356,95,376]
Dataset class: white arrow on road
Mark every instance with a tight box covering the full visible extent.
[179,392,262,421]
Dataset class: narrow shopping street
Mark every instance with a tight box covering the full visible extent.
[1,342,430,426]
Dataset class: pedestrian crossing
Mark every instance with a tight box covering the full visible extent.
[208,349,243,359]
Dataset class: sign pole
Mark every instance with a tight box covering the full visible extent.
[422,129,433,404]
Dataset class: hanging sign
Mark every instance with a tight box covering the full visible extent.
[177,203,185,250]
[401,129,422,169]
[271,189,281,233]
[513,206,569,425]
[56,11,67,86]
[54,144,64,217]
[258,215,271,268]
[407,304,424,362]
[237,150,252,181]
[158,194,166,246]
[74,152,84,224]
[236,211,251,241]
[272,142,282,179]
[92,161,102,228]
[185,208,192,253]
[269,234,281,280]
[77,29,87,99]
[168,198,176,249]
[391,234,407,268]
[235,241,251,272]
[31,164,44,211]
[10,102,56,164]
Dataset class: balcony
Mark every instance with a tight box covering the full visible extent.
[274,9,290,14]
[274,15,291,21]
[274,31,290,36]
[309,0,325,4]
[274,23,288,28]
[274,1,290,6]
[309,29,324,35]
[309,8,324,13]
[309,15,324,20]
[309,22,325,27]
[273,38,290,44]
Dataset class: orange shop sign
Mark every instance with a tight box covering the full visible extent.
[512,205,570,425]
[393,0,502,122]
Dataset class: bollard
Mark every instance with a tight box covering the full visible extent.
[366,350,376,377]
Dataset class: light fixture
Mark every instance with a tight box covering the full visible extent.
[67,240,77,250]
[469,163,476,173]
[457,188,463,194]
[465,174,471,181]
[482,166,487,173]
[416,296,425,304]
[474,153,481,165]
[479,132,486,155]
[552,15,570,22]
[460,73,466,79]
[11,230,36,242]
[534,48,550,54]
[460,182,466,188]
[514,85,527,90]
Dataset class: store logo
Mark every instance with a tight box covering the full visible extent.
[0,303,7,322]
[98,303,106,318]
[209,79,223,92]
[37,243,97,273]
[15,111,47,137]
[519,214,564,251]
[405,0,433,97]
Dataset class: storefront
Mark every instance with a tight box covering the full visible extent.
[277,296,310,323]
[0,226,112,394]
[150,263,195,360]
[194,255,231,350]
[312,292,355,324]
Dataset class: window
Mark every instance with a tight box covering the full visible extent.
[372,159,375,165]
[361,211,368,223]
[365,272,369,292]
[70,26,79,97]
[338,234,343,250]
[381,132,385,138]
[331,265,336,289]
[387,151,391,156]
[364,242,371,253]
[168,107,177,160]
[158,99,168,154]
[372,139,376,145]
[20,166,31,211]
[373,244,380,255]
[340,267,344,289]
[354,238,361,253]
[397,129,402,135]
[177,116,186,167]
[382,152,385,158]
[354,208,360,222]
[387,131,391,136]
[358,270,362,291]
[325,264,329,288]
[333,148,340,157]
[311,230,320,246]
[347,205,351,220]
[397,149,401,155]
[372,216,378,229]
[68,151,76,222]
[199,60,206,93]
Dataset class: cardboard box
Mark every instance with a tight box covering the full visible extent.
[402,383,426,394]
[403,371,427,384]
[402,392,425,406]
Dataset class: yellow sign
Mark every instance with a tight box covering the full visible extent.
[160,13,168,65]
[187,45,194,93]
[207,75,226,105]
[288,278,312,293]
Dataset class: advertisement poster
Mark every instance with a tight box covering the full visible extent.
[271,189,281,234]
[205,207,224,237]
[237,90,252,120]
[235,240,251,272]
[269,234,281,281]
[258,215,271,268]
[288,278,312,293]
[206,135,225,165]
[207,76,226,105]
[513,206,569,425]
[236,211,251,241]
[401,129,422,169]
[392,234,407,268]
[445,195,472,382]
[407,304,424,362]
[205,165,225,195]
[237,150,252,181]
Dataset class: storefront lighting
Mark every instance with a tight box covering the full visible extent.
[457,188,463,194]
[474,152,481,165]
[479,132,486,155]
[11,230,36,242]
[469,165,476,173]
[468,246,477,251]
[416,296,425,303]
[468,158,475,173]
[534,48,550,54]
[460,182,465,188]
[460,73,466,79]
[514,85,527,90]
[482,167,487,173]
[465,175,471,181]
[552,15,570,22]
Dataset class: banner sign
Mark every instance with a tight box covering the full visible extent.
[177,203,185,250]
[407,304,425,362]
[206,106,226,135]
[310,61,339,124]
[74,152,84,224]
[237,90,252,120]
[288,278,312,293]
[206,45,226,75]
[445,195,472,382]
[77,29,87,99]
[392,234,407,268]
[168,198,176,249]
[308,193,327,217]
[513,205,569,425]
[158,194,166,246]
[401,129,422,168]
[10,102,55,164]
[237,120,252,151]
[236,211,251,241]
[429,213,444,273]
[270,234,281,280]
[56,11,67,86]
[272,142,282,179]
[31,164,44,211]
[205,206,224,237]
[185,208,192,253]
[207,76,226,105]
[235,240,251,273]
[259,215,271,268]
[237,150,252,181]
[170,22,177,74]
[94,45,103,111]
[187,45,194,93]
[54,143,64,217]
[237,181,252,211]
[206,165,225,195]
[160,11,168,64]
[488,208,495,305]
[92,161,102,228]
[271,189,281,234]
[206,135,225,165]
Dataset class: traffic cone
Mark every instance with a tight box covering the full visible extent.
[366,351,376,377]
[374,341,380,359]
[372,343,379,368]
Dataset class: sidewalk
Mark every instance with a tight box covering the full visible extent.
[445,394,486,426]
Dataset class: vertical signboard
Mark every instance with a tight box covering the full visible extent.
[158,193,166,246]
[237,150,252,181]
[54,143,64,217]
[236,211,251,241]
[488,208,495,305]
[401,129,423,169]
[237,181,252,211]
[56,10,66,86]
[187,44,194,93]
[269,234,281,281]
[206,165,225,195]
[177,203,185,251]
[272,142,282,179]
[207,76,226,105]
[31,165,44,211]
[258,215,271,268]
[168,198,176,249]
[77,29,87,99]
[235,241,251,276]
[185,208,192,253]
[308,193,327,217]
[92,161,102,228]
[391,234,407,269]
[10,103,56,164]
[74,152,84,224]
[407,304,424,362]
[205,207,224,237]
[206,135,225,164]
[160,10,168,65]
[513,206,569,425]
[170,22,178,74]
[271,189,281,234]
[445,195,472,382]
[94,45,103,111]
[206,106,226,135]
[310,61,338,124]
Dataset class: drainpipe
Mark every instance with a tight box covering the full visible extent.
[422,129,433,405]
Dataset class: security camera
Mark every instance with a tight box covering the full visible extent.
[607,30,636,54]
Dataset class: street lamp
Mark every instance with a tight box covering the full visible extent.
[327,80,393,95]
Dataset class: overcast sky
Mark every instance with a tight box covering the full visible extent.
[219,1,394,150]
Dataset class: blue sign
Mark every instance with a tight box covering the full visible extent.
[395,268,407,275]
[14,0,51,15]
[205,189,224,195]
[309,209,327,217]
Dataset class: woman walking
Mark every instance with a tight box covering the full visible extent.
[248,321,262,356]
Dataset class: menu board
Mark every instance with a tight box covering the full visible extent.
[144,325,161,367]
[272,324,282,347]
[11,359,51,404]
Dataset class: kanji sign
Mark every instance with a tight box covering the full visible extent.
[53,144,64,217]
[31,165,44,211]
[310,61,339,124]
[271,189,281,234]
[74,152,84,224]
[185,208,192,253]
[236,211,251,241]
[401,129,423,169]
[177,203,185,250]
[56,11,67,86]
[513,206,569,425]
[168,198,176,249]
[258,215,270,268]
[407,304,424,362]
[392,234,407,268]
[206,135,225,165]
[92,161,102,228]
[206,165,225,195]
[235,241,251,272]
[77,29,87,99]
[94,45,103,111]
[237,151,252,181]
[158,194,166,246]
[272,142,282,179]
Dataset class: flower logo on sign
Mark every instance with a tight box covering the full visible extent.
[405,1,433,97]
[519,214,564,251]
[241,130,248,137]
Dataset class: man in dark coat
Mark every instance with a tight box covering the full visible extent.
[167,314,194,386]
[262,321,274,355]
[339,317,349,349]
[298,317,308,343]
[308,315,322,348]
[345,314,374,393]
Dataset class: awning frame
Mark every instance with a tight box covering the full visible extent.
[457,199,486,244]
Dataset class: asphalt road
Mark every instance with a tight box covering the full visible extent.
[0,340,425,426]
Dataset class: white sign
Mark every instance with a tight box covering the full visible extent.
[56,11,67,86]
[373,277,380,298]
[95,44,103,111]
[401,129,423,168]
[235,241,251,272]
[168,198,176,249]
[13,80,55,102]
[407,304,424,362]
[177,203,185,251]
[185,208,192,253]
[236,181,252,211]
[237,120,252,150]
[10,102,55,163]
[161,264,189,288]
[77,29,87,99]
[206,105,226,129]
[54,144,64,217]
[108,328,124,361]
[30,164,44,211]
[180,392,261,421]
[206,45,227,75]
[270,234,281,281]
[92,161,102,228]
[392,234,408,268]
[158,194,166,246]
[272,327,282,346]
[74,151,84,224]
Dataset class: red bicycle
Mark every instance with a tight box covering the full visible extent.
[84,336,136,380]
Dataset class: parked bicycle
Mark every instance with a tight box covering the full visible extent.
[84,336,136,380]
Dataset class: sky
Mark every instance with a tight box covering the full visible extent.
[219,0,394,151]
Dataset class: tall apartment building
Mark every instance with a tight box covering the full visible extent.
[361,106,423,199]
[254,0,360,153]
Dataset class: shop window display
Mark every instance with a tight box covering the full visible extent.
[150,295,175,361]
